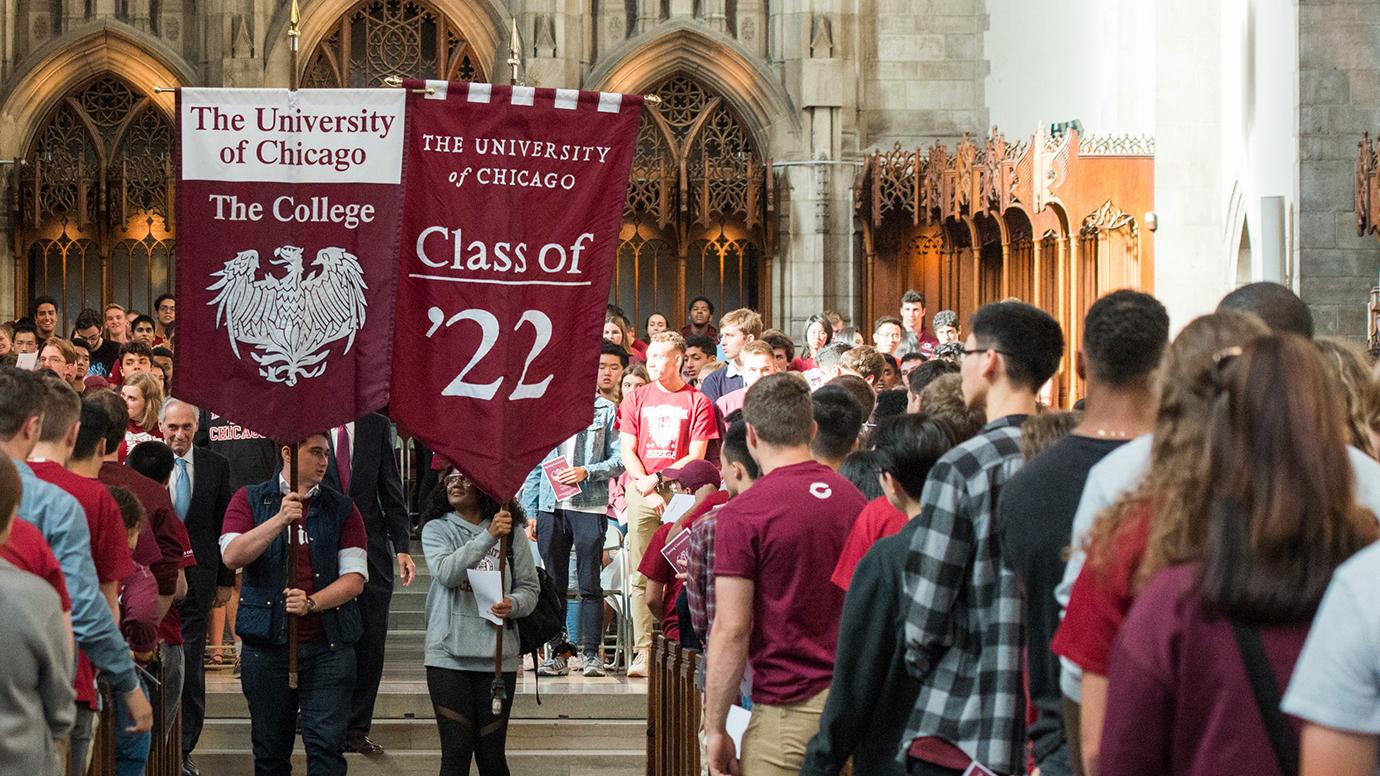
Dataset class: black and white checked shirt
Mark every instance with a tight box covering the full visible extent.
[901,414,1029,774]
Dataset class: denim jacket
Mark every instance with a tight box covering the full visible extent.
[520,395,622,516]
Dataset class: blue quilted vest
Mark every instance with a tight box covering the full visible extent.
[234,479,363,650]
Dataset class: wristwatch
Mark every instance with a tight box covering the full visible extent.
[306,596,318,613]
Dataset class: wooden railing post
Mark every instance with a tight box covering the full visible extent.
[647,635,661,775]
[85,679,115,776]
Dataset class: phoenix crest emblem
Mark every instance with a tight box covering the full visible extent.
[207,245,368,386]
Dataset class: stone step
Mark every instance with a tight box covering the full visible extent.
[206,687,647,720]
[198,717,646,751]
[389,607,426,630]
[192,748,644,776]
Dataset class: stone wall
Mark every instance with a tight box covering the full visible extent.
[1298,0,1380,338]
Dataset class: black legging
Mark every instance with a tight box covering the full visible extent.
[426,667,517,775]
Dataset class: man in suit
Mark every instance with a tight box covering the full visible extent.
[160,398,233,776]
[322,412,414,755]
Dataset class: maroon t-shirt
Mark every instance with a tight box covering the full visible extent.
[30,461,133,584]
[1101,564,1310,776]
[713,460,866,706]
[98,462,195,645]
[31,461,139,709]
[0,517,72,610]
[221,488,368,642]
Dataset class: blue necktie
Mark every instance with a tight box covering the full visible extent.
[174,458,191,521]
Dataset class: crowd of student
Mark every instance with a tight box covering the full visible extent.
[5,278,1380,776]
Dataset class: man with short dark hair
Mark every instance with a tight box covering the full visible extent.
[1216,280,1315,338]
[152,347,174,393]
[32,295,59,344]
[997,290,1167,776]
[74,308,118,378]
[873,315,905,357]
[932,310,960,346]
[523,348,624,678]
[906,359,959,413]
[705,374,866,776]
[682,296,718,340]
[221,434,368,776]
[154,294,176,339]
[319,413,412,755]
[118,340,155,379]
[880,354,901,390]
[900,301,1063,775]
[12,321,38,354]
[899,352,925,382]
[598,341,628,404]
[0,367,152,769]
[897,290,940,359]
[131,315,158,347]
[683,334,716,386]
[70,339,91,388]
[811,383,866,470]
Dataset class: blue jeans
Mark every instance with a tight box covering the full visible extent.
[115,679,152,776]
[1037,742,1074,776]
[241,640,356,776]
[537,509,606,657]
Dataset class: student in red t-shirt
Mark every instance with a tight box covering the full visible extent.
[636,459,725,649]
[618,331,718,677]
[704,374,867,776]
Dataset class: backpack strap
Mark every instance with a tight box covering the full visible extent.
[1230,622,1298,776]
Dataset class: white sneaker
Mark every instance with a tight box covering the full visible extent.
[627,654,648,677]
[581,656,606,677]
[536,656,569,676]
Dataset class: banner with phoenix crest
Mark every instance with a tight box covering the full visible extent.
[173,88,404,442]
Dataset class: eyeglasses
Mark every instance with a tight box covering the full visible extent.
[443,473,472,488]
[960,346,1018,359]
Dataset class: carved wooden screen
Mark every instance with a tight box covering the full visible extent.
[14,76,175,327]
[303,0,484,87]
[615,76,768,329]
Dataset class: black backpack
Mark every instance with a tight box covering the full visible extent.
[516,563,564,654]
[505,538,565,703]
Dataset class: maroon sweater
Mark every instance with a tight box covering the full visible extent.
[1100,564,1309,776]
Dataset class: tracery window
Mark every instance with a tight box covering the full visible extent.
[15,75,175,326]
[615,76,771,329]
[302,0,484,87]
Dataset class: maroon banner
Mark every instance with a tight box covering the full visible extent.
[174,88,405,442]
[391,80,643,501]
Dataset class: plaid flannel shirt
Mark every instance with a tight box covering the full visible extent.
[685,506,723,643]
[901,415,1029,774]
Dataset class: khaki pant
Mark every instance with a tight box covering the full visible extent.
[625,482,670,657]
[740,689,829,776]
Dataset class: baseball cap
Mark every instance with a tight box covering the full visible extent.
[661,459,721,492]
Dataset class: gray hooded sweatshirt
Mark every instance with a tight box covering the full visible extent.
[421,513,540,673]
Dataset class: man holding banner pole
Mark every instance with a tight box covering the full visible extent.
[219,433,368,776]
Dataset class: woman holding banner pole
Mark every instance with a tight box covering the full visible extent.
[421,465,539,775]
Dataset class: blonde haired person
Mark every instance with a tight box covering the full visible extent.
[1315,338,1380,459]
[120,372,164,461]
[699,308,764,403]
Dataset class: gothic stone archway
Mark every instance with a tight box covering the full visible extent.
[614,75,772,332]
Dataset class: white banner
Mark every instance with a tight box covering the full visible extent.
[180,88,405,184]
